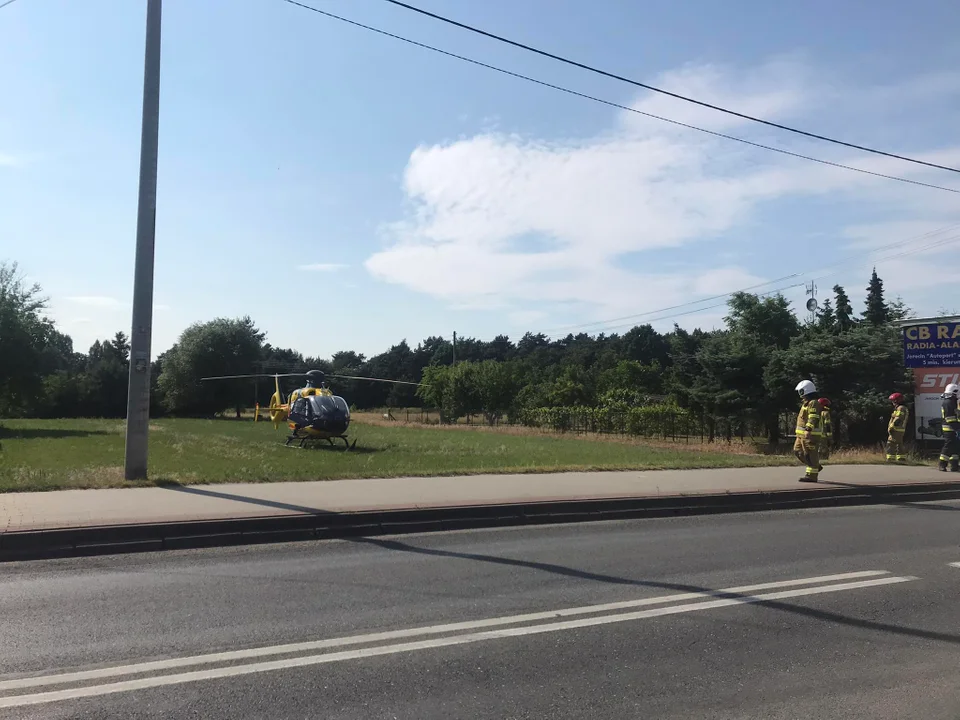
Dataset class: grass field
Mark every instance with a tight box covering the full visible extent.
[0,417,907,493]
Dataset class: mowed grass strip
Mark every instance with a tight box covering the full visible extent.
[1,417,909,493]
[0,417,814,492]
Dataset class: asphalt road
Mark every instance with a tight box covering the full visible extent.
[2,500,960,718]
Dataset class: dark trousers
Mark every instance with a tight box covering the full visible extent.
[940,429,960,468]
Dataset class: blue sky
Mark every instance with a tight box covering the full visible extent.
[2,0,959,361]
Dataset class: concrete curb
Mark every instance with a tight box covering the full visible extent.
[4,480,960,562]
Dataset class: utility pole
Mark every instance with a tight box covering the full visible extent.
[124,0,163,481]
[452,331,457,365]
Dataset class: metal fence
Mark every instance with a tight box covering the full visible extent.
[368,406,798,444]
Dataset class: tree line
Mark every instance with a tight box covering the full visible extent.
[1,259,912,445]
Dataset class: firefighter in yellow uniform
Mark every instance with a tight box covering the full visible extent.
[886,392,909,462]
[794,380,823,482]
[817,397,832,461]
[939,383,960,471]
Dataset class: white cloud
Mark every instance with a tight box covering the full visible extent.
[298,263,347,272]
[63,295,122,308]
[508,310,546,327]
[692,267,768,296]
[365,58,960,330]
[619,54,812,135]
[840,221,960,251]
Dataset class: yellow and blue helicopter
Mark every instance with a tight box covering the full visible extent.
[200,369,423,449]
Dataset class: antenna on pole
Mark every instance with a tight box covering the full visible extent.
[804,281,818,324]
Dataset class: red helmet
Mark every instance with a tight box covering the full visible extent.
[817,397,831,408]
[889,392,904,404]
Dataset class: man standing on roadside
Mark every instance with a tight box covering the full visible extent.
[794,380,824,483]
[886,393,909,462]
[939,384,960,471]
[818,397,832,462]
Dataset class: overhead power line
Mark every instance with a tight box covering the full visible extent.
[0,0,22,10]
[539,277,805,335]
[582,230,960,334]
[500,234,960,340]
[382,0,960,176]
[464,224,960,342]
[277,2,960,338]
[454,228,960,345]
[278,0,959,195]
[541,222,960,334]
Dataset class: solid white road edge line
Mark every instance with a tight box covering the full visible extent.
[0,574,916,709]
[0,569,889,693]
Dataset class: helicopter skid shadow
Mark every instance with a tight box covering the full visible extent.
[283,443,380,455]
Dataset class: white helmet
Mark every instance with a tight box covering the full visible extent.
[795,379,817,397]
[946,383,959,397]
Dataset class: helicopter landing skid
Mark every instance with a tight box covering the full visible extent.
[284,434,357,450]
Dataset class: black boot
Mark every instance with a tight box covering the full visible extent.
[939,460,949,471]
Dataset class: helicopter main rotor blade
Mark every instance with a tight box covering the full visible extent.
[200,373,307,381]
[199,370,427,386]
[327,374,425,386]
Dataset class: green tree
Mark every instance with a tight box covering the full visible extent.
[77,333,131,417]
[541,364,594,407]
[665,325,714,410]
[766,323,908,444]
[363,340,418,408]
[833,285,856,331]
[473,360,521,424]
[688,331,770,441]
[815,298,836,333]
[157,316,265,416]
[0,261,57,414]
[417,362,483,423]
[330,350,365,373]
[863,268,889,326]
[888,296,913,322]
[699,292,801,441]
[724,292,800,350]
[620,325,671,367]
[597,360,665,405]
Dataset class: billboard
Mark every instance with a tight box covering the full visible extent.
[912,367,960,440]
[902,322,960,368]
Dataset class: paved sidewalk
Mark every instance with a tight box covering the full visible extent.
[0,464,946,534]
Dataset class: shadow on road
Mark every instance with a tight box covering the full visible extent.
[822,480,960,512]
[152,482,960,646]
[352,536,960,646]
[157,483,332,516]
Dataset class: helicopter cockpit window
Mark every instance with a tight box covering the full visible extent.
[290,397,312,419]
[302,395,349,418]
[332,396,350,417]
